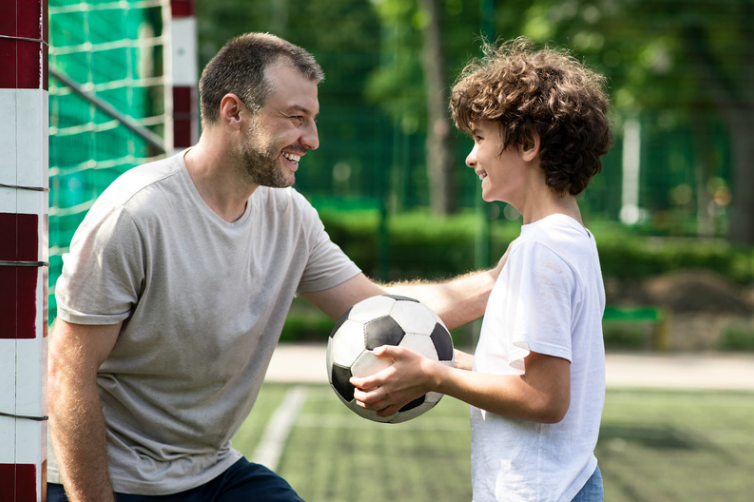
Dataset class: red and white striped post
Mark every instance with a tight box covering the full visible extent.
[0,0,50,501]
[170,0,198,153]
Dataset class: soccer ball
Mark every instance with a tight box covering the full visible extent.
[326,294,454,424]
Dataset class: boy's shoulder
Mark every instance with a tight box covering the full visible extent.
[514,214,598,265]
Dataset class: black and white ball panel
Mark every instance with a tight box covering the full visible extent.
[326,294,455,424]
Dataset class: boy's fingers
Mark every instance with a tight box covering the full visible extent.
[372,344,399,358]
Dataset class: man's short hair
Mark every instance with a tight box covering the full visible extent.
[199,33,324,125]
[451,37,613,196]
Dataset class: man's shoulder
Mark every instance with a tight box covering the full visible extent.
[101,154,183,202]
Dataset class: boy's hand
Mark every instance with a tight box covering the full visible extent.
[350,345,437,417]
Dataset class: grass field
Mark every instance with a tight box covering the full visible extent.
[232,384,754,501]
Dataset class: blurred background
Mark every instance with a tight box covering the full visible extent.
[47,0,754,351]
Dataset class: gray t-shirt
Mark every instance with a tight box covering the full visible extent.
[49,152,360,494]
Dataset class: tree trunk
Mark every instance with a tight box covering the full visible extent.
[725,115,754,245]
[726,0,754,245]
[690,111,715,238]
[681,19,754,245]
[419,0,457,215]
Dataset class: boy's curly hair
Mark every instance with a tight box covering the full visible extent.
[450,37,613,196]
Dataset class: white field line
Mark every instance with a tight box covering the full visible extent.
[252,385,308,471]
[295,413,469,431]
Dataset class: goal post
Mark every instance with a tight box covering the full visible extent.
[0,0,50,500]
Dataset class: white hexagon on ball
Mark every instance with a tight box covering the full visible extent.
[390,298,445,335]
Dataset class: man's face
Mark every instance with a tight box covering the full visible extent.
[238,62,320,188]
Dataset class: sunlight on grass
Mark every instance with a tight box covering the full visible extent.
[232,384,754,502]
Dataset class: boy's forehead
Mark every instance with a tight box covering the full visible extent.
[471,120,498,133]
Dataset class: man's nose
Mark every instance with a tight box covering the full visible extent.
[302,121,319,151]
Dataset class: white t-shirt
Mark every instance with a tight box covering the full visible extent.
[49,152,361,494]
[471,214,605,502]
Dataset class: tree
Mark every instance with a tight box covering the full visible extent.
[367,0,482,214]
[495,0,753,243]
[419,0,457,214]
[677,7,754,244]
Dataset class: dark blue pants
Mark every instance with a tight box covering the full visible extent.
[48,458,305,502]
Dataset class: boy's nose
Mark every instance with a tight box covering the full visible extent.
[466,146,477,168]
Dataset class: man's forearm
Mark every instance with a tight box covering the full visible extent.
[386,244,508,330]
[386,268,498,330]
[49,379,115,502]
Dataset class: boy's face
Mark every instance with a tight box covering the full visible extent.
[465,120,530,206]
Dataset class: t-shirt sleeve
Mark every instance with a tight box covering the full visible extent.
[293,194,361,293]
[55,202,145,325]
[503,241,580,371]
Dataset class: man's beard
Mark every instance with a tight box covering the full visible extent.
[238,125,292,188]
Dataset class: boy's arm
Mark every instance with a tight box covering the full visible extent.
[351,347,570,424]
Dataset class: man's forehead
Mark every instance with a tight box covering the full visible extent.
[264,64,320,116]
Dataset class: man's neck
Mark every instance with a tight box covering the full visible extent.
[183,140,258,222]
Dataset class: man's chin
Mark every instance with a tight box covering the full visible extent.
[257,176,295,189]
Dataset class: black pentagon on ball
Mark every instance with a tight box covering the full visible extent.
[364,316,406,350]
[431,323,454,361]
[331,363,355,402]
[399,395,426,412]
[329,306,353,338]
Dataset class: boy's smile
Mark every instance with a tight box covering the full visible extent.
[466,120,528,207]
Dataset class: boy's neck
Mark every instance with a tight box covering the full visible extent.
[520,189,582,227]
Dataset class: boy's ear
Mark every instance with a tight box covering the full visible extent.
[520,132,541,162]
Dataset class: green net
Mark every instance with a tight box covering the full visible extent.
[48,0,168,321]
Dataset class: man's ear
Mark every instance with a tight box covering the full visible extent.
[520,132,541,162]
[219,93,245,131]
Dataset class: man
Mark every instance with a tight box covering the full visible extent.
[48,33,501,502]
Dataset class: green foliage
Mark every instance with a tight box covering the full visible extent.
[365,0,483,134]
[192,0,751,238]
[280,311,336,343]
[719,325,754,352]
[319,209,754,284]
[602,322,654,351]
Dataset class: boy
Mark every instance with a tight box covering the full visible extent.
[352,37,613,501]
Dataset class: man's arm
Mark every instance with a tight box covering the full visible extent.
[384,268,498,331]
[386,243,509,330]
[48,319,121,502]
[302,247,509,330]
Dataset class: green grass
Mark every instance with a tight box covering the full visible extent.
[232,384,754,502]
